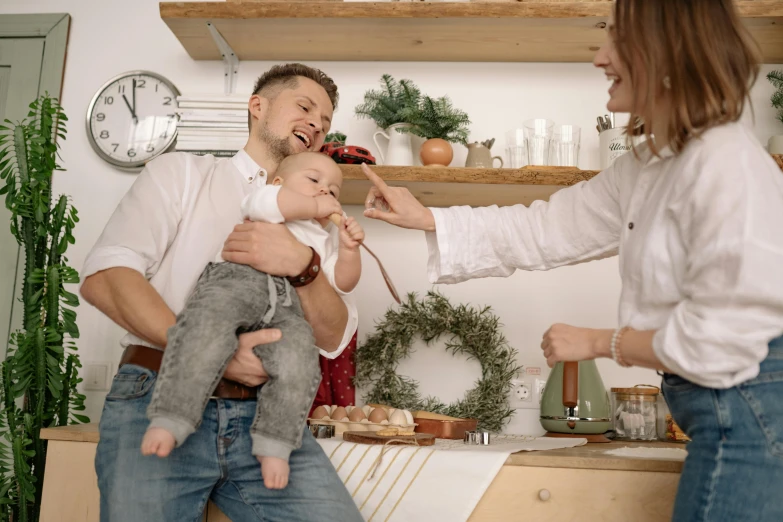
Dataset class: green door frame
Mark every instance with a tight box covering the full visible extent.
[0,13,70,355]
[0,13,70,98]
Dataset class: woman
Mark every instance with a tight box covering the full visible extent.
[360,0,783,520]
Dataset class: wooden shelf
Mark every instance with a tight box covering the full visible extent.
[339,154,783,207]
[337,165,598,207]
[160,2,783,63]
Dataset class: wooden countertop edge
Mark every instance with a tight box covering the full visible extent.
[41,424,101,443]
[42,424,685,473]
[504,451,684,473]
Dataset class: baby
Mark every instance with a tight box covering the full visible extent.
[141,151,363,489]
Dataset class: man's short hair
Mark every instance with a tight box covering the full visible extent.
[248,63,339,130]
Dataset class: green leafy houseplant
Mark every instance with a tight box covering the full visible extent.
[768,70,783,125]
[401,95,471,145]
[0,94,87,522]
[355,74,422,130]
[323,131,347,144]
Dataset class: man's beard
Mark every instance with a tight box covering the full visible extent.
[257,119,298,163]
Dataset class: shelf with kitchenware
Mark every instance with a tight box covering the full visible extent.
[337,164,598,207]
[159,1,783,64]
[338,154,783,208]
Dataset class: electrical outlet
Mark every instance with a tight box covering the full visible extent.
[510,377,547,409]
[509,378,532,408]
[83,361,112,391]
[536,379,547,404]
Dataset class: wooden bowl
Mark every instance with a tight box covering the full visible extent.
[413,417,478,439]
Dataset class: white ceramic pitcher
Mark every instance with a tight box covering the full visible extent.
[373,123,415,166]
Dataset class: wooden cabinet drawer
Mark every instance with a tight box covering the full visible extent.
[469,466,679,522]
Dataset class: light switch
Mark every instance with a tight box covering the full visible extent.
[83,362,110,391]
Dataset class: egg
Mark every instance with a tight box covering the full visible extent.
[389,409,408,426]
[368,408,388,423]
[311,405,330,420]
[331,406,348,421]
[348,408,367,422]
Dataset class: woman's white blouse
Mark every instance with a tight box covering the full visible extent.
[426,122,783,388]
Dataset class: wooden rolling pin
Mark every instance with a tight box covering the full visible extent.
[329,213,401,304]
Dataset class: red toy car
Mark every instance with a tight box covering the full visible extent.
[320,142,376,165]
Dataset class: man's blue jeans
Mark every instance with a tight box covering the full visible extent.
[95,363,363,522]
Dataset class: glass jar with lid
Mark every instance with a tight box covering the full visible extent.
[610,385,659,441]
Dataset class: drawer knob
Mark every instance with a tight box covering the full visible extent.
[538,489,551,502]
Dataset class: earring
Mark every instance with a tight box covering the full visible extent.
[663,76,672,89]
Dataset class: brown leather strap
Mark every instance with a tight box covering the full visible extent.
[119,344,259,400]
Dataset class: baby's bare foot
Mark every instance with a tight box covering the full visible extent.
[258,456,290,489]
[141,427,176,458]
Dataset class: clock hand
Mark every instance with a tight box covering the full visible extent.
[122,94,138,125]
[132,79,137,115]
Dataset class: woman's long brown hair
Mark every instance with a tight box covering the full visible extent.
[613,0,760,155]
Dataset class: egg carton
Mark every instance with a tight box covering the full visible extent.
[308,404,417,436]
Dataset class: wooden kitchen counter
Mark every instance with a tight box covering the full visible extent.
[40,424,683,521]
[506,439,685,473]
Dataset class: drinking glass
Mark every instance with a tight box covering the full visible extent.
[505,129,527,168]
[549,124,581,167]
[524,118,554,166]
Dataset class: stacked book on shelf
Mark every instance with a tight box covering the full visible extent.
[175,94,249,157]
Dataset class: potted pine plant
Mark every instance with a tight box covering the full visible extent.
[0,94,88,521]
[355,74,422,165]
[323,131,347,145]
[402,95,471,167]
[767,70,783,155]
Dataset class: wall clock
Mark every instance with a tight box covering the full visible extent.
[86,70,180,170]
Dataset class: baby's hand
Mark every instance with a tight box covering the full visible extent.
[314,194,342,219]
[339,217,365,250]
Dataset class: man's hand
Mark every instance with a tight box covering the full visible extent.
[222,221,311,277]
[222,328,280,386]
[339,216,365,251]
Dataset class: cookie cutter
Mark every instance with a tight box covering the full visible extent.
[463,430,491,445]
[309,424,335,439]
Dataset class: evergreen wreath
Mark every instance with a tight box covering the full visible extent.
[354,291,521,432]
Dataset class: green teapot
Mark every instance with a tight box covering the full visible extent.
[540,361,612,435]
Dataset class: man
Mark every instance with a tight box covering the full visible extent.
[81,63,363,522]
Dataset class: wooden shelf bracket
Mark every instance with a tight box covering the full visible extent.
[206,21,239,94]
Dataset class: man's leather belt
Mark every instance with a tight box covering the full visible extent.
[119,344,259,400]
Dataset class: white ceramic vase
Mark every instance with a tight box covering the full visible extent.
[373,123,420,166]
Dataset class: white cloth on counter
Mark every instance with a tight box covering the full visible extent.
[426,122,783,389]
[316,435,586,522]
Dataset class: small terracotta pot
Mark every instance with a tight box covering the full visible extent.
[420,138,453,166]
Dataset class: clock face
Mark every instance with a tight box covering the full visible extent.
[87,71,180,169]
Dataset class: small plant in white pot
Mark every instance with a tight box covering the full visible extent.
[355,74,422,165]
[767,70,783,154]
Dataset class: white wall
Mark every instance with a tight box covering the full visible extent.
[1,0,780,434]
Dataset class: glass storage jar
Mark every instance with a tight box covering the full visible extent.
[610,385,659,441]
